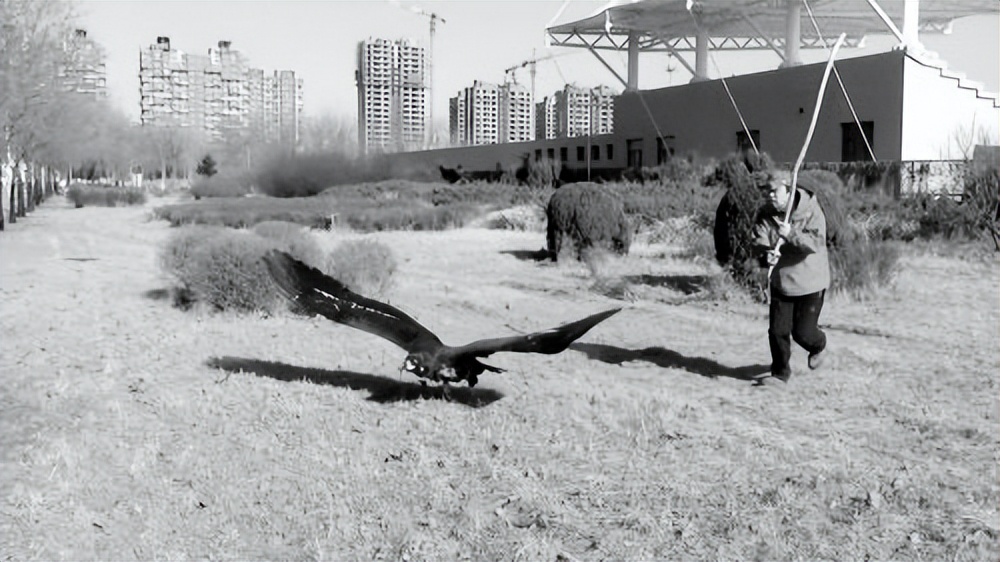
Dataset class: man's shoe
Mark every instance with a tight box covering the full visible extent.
[808,349,827,370]
[753,375,787,388]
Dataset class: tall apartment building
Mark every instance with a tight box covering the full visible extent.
[274,70,304,147]
[556,85,592,138]
[535,85,617,139]
[355,37,427,154]
[590,85,616,135]
[535,96,558,141]
[499,82,534,143]
[62,29,107,97]
[138,37,302,147]
[449,81,535,146]
[449,95,466,146]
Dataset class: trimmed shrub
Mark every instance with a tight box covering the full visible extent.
[546,182,631,261]
[160,224,337,313]
[160,225,230,288]
[326,239,397,299]
[165,229,281,312]
[251,221,325,269]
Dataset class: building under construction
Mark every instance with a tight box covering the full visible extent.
[138,37,302,147]
[386,0,999,192]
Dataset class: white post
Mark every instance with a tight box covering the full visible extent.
[691,27,709,82]
[626,31,639,91]
[901,0,924,52]
[779,1,803,68]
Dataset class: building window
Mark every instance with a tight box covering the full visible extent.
[606,143,614,160]
[577,146,585,161]
[560,146,568,161]
[535,149,543,161]
[736,130,760,155]
[656,135,676,164]
[841,121,874,161]
[626,138,643,169]
[591,144,600,161]
[547,148,555,160]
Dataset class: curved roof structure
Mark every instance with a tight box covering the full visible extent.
[547,0,999,52]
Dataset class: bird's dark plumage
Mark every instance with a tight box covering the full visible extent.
[262,250,620,389]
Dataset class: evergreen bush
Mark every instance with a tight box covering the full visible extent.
[546,182,631,261]
[710,153,772,298]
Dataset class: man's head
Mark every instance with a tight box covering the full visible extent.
[762,170,793,211]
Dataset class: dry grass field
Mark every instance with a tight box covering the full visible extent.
[1,195,997,561]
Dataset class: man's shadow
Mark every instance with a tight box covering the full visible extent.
[207,356,504,408]
[569,343,768,380]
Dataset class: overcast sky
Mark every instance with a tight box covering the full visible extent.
[77,0,999,133]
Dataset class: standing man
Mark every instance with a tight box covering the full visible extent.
[753,170,829,386]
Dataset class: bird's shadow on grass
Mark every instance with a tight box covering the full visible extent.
[500,249,552,262]
[570,343,768,380]
[207,356,504,408]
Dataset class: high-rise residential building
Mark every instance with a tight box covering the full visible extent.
[274,70,304,147]
[535,85,617,139]
[448,81,498,146]
[449,81,535,146]
[62,29,107,97]
[535,96,558,141]
[449,96,466,146]
[590,85,616,135]
[356,37,427,154]
[556,84,592,138]
[499,82,534,143]
[138,37,302,147]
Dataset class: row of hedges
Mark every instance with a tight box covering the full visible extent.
[67,184,147,208]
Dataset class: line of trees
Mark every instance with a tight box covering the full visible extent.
[0,0,210,230]
[2,0,374,231]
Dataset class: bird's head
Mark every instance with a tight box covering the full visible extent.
[400,353,430,377]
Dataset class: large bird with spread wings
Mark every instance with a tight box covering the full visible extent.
[262,250,620,393]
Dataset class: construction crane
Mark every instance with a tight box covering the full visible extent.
[404,5,445,146]
[503,50,565,102]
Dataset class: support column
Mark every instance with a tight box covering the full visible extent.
[690,26,709,82]
[779,0,802,68]
[626,31,639,91]
[900,0,924,52]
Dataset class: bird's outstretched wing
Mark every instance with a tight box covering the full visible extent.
[451,308,621,358]
[262,250,442,352]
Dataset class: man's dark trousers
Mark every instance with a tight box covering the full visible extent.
[768,289,827,380]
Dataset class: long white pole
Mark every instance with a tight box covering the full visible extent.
[769,32,846,280]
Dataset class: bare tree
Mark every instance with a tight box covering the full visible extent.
[1,0,82,226]
[300,112,359,157]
